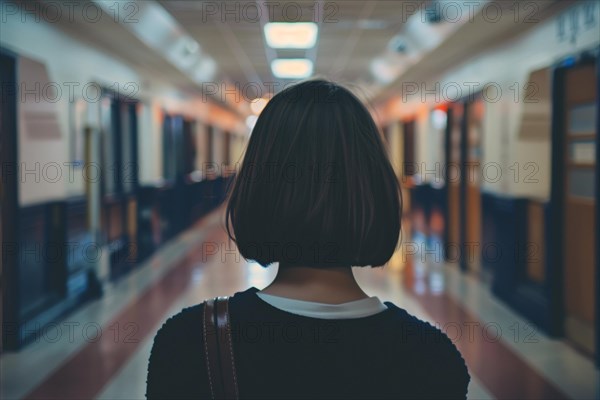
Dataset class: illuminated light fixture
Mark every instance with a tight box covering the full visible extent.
[370,58,400,84]
[108,1,181,51]
[185,39,200,55]
[167,36,202,70]
[250,98,268,115]
[271,59,314,79]
[93,1,220,91]
[357,19,388,30]
[192,57,217,83]
[264,22,318,49]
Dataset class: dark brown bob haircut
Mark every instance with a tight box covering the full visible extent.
[225,79,401,268]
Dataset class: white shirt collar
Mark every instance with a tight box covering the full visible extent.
[256,292,388,319]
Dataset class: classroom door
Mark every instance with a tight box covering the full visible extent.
[562,61,597,356]
[0,50,18,350]
[464,97,484,273]
[447,103,464,262]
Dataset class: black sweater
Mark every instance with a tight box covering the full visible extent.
[146,287,470,399]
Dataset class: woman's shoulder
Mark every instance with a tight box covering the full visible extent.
[385,302,464,354]
[148,304,205,364]
[384,302,452,339]
[151,303,205,346]
[146,303,210,398]
[384,302,470,394]
[152,288,255,341]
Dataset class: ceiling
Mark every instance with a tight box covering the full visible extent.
[17,0,570,115]
[158,0,413,96]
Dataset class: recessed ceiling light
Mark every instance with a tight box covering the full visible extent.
[264,22,318,49]
[271,59,314,79]
[356,19,388,30]
[185,39,200,55]
[370,58,401,84]
[192,57,217,82]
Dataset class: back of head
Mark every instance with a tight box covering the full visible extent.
[226,79,401,267]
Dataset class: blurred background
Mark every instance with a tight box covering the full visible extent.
[1,0,599,398]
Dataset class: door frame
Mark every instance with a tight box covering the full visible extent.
[549,46,600,365]
[1,47,19,350]
[444,101,464,265]
[445,93,484,273]
[444,106,452,254]
[98,87,140,279]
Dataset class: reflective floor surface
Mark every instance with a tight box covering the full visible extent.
[2,208,598,400]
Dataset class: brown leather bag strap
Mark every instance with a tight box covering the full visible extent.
[215,296,239,399]
[203,298,222,399]
[203,296,239,400]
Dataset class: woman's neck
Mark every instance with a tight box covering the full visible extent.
[259,265,370,304]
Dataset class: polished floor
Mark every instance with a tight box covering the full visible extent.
[2,208,598,400]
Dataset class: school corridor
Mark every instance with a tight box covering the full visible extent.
[1,205,597,399]
[2,0,600,399]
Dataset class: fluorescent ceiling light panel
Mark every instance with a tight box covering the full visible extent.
[192,57,217,83]
[370,57,401,85]
[167,36,202,70]
[97,1,220,87]
[115,1,181,50]
[264,22,318,49]
[271,59,314,79]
